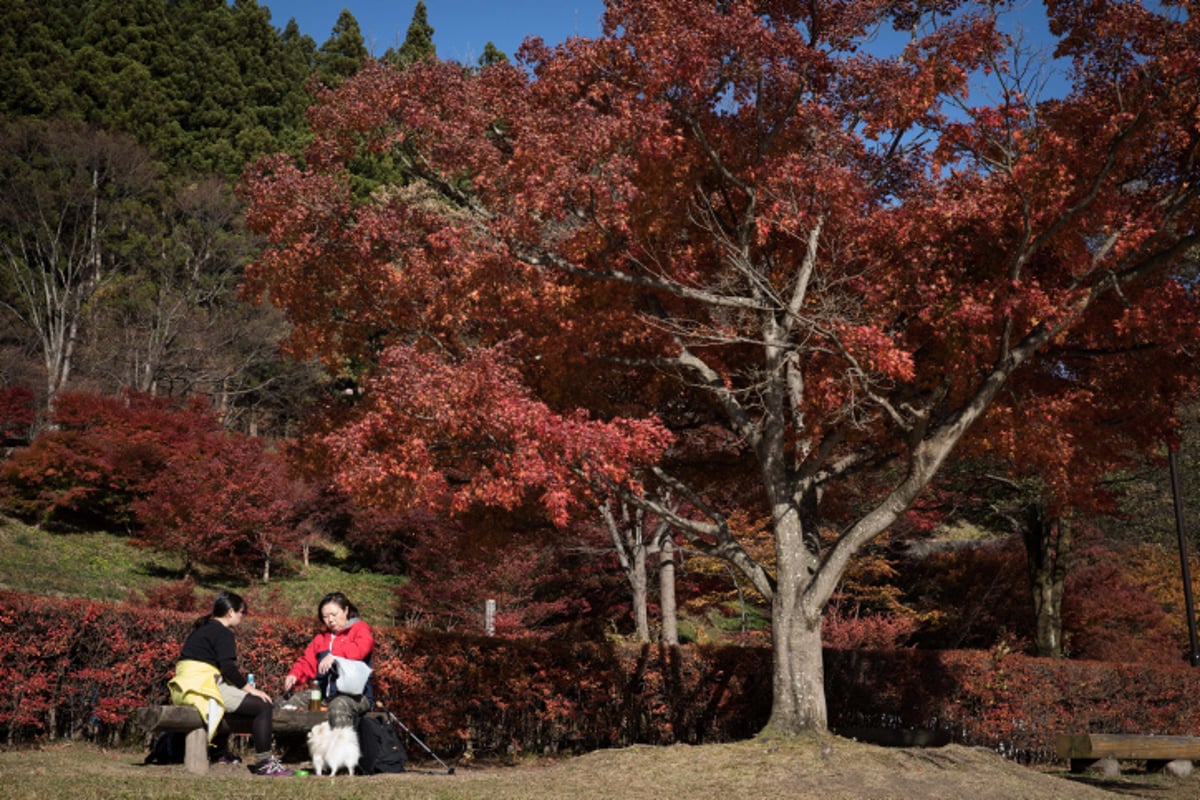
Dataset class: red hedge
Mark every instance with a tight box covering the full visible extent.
[5,590,1200,761]
[825,647,1200,762]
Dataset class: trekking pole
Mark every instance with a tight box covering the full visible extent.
[377,703,455,775]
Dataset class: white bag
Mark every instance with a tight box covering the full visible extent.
[332,657,372,695]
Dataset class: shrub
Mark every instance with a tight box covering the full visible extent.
[823,605,920,650]
[395,517,600,638]
[0,391,220,529]
[131,434,311,581]
[8,589,1200,762]
[0,384,35,443]
[133,577,198,613]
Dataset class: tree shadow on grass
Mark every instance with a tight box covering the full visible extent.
[1050,768,1191,798]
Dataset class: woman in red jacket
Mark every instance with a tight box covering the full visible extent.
[283,591,374,728]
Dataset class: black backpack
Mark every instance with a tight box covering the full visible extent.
[356,713,408,773]
[144,731,186,764]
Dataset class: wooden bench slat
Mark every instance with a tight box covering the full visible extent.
[136,704,328,735]
[136,705,332,775]
[1056,733,1200,761]
[1056,733,1200,774]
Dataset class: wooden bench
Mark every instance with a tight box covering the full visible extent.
[1056,733,1200,773]
[134,705,328,774]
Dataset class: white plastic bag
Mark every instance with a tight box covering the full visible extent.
[332,657,372,695]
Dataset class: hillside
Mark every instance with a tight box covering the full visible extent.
[0,516,403,623]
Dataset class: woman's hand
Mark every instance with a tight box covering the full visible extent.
[247,685,272,702]
[317,653,336,675]
[283,674,297,692]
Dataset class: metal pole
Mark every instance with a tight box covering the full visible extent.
[1169,444,1200,666]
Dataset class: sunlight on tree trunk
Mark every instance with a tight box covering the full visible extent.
[658,534,678,646]
[768,603,827,734]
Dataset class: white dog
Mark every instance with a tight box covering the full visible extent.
[307,721,361,777]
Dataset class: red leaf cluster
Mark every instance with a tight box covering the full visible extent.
[131,434,313,580]
[1,390,315,580]
[0,391,220,529]
[324,346,670,527]
[0,384,35,442]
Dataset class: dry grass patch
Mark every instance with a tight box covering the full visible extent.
[3,736,1196,800]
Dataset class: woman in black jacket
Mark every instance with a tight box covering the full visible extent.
[174,591,291,776]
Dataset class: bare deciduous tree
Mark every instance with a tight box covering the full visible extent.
[0,119,157,412]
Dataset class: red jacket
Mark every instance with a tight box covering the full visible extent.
[286,618,374,685]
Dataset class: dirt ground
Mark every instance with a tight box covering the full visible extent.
[0,735,1197,800]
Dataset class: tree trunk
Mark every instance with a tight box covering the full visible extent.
[767,597,827,733]
[1025,511,1071,658]
[658,534,678,646]
[600,500,653,642]
[630,542,650,642]
[764,509,827,733]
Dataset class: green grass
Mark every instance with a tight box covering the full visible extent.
[242,561,406,625]
[0,516,404,622]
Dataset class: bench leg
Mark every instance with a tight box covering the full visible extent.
[183,728,209,775]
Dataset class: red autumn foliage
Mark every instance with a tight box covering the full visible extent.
[1062,551,1179,663]
[0,389,312,582]
[0,384,35,442]
[131,434,312,581]
[394,513,603,638]
[242,0,1200,734]
[318,345,671,528]
[0,390,221,529]
[7,590,1200,763]
[822,606,921,652]
[133,577,198,613]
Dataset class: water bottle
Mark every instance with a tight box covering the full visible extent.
[309,679,321,711]
[246,673,255,688]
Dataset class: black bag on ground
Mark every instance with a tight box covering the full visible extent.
[356,714,407,773]
[144,731,186,764]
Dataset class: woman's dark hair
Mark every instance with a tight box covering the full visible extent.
[194,591,247,629]
[317,591,359,624]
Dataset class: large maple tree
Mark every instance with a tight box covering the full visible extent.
[243,0,1200,734]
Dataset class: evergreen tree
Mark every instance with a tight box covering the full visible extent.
[0,0,82,119]
[72,0,184,159]
[165,0,315,175]
[0,0,315,177]
[478,41,508,68]
[315,9,368,87]
[384,0,436,68]
[275,19,319,153]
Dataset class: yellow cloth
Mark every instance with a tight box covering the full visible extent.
[169,659,225,741]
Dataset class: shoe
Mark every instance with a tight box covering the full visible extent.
[251,756,293,776]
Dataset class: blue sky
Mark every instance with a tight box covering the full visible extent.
[260,1,608,65]
[259,1,1068,98]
